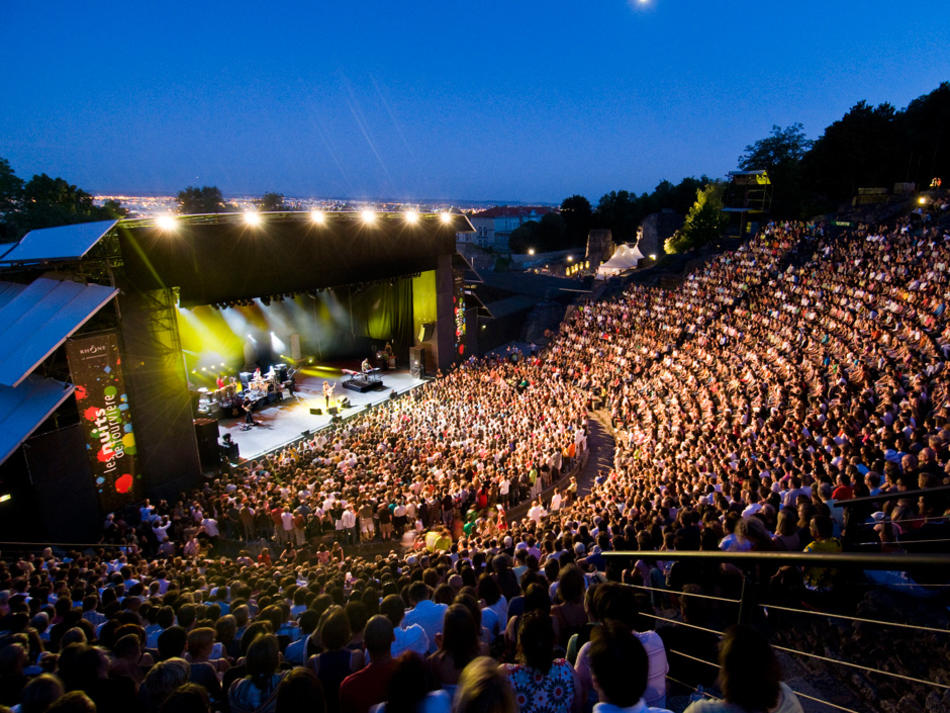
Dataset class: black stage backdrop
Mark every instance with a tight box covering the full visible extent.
[117,214,458,308]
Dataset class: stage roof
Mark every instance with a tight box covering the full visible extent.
[0,281,27,310]
[484,295,537,319]
[0,277,118,387]
[0,375,75,466]
[0,220,118,264]
[118,211,472,307]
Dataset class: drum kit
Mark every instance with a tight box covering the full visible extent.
[195,363,297,417]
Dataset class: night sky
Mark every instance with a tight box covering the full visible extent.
[2,1,948,203]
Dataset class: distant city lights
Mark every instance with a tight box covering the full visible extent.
[361,209,377,224]
[243,210,262,227]
[310,209,326,224]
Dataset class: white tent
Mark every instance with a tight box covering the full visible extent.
[596,243,646,279]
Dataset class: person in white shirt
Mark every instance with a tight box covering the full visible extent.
[402,582,447,654]
[527,499,547,525]
[589,621,673,713]
[280,509,295,544]
[381,594,429,657]
[341,506,357,545]
[200,516,219,539]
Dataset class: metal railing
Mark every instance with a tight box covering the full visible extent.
[603,549,950,712]
[831,483,950,508]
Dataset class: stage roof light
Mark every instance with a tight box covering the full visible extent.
[244,210,262,227]
[361,209,377,224]
[918,196,928,205]
[527,248,535,256]
[404,209,419,224]
[439,211,453,224]
[310,209,326,224]
[156,214,177,231]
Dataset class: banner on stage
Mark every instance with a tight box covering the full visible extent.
[66,331,139,511]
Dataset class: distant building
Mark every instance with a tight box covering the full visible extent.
[459,206,557,251]
[639,209,683,257]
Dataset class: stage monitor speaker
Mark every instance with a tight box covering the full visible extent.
[309,407,322,415]
[328,407,338,415]
[339,397,351,408]
[419,322,436,343]
[194,418,220,472]
[410,346,425,378]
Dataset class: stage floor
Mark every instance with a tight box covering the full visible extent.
[219,368,425,461]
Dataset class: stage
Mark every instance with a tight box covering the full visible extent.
[217,367,425,461]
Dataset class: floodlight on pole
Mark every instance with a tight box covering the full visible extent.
[439,211,453,225]
[361,209,377,224]
[244,210,262,227]
[310,209,326,224]
[156,214,177,231]
[404,209,420,224]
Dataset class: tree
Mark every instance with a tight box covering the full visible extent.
[800,101,900,210]
[896,82,950,189]
[257,192,286,211]
[665,183,725,254]
[560,195,592,247]
[0,158,24,241]
[8,172,126,237]
[176,185,229,214]
[0,158,23,216]
[593,190,639,243]
[738,123,812,217]
[538,212,567,250]
[739,123,812,172]
[509,221,540,254]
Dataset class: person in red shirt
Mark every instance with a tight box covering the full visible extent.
[831,473,854,501]
[339,616,396,713]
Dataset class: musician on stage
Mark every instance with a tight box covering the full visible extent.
[242,396,256,428]
[323,380,334,409]
[361,357,373,374]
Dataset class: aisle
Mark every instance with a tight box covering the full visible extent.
[575,411,616,498]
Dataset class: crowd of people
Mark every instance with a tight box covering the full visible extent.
[2,200,950,713]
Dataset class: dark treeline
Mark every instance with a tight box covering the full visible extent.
[741,81,950,218]
[0,159,127,242]
[521,81,950,253]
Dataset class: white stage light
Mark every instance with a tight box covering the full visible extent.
[244,210,262,227]
[361,209,377,224]
[156,214,177,231]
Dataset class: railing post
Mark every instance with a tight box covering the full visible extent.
[738,570,754,625]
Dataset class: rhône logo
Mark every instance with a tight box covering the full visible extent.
[79,344,107,357]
